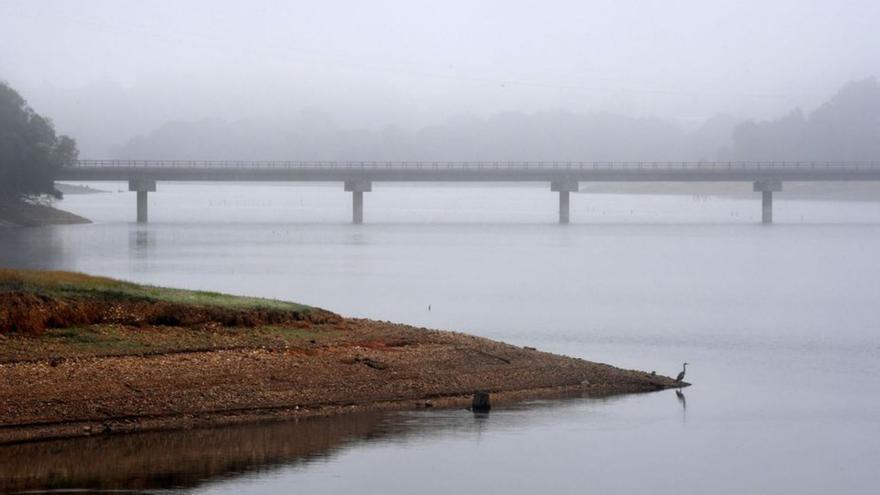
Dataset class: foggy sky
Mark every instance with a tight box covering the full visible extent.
[1,0,879,157]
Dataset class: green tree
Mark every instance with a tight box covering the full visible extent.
[0,81,78,200]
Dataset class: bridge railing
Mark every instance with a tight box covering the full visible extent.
[70,160,880,170]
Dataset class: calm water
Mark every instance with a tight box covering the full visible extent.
[2,182,880,494]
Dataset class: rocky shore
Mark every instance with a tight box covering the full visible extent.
[0,269,685,444]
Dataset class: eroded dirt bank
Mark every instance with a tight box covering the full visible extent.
[0,269,684,444]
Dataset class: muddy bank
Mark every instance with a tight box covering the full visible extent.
[0,201,90,227]
[0,269,685,444]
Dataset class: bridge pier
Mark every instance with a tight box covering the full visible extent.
[128,179,156,223]
[344,180,372,224]
[551,180,579,224]
[753,180,782,224]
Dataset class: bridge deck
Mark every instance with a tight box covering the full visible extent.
[58,160,880,182]
[56,160,880,225]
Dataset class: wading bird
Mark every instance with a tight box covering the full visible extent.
[676,362,689,383]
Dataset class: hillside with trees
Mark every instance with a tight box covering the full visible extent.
[727,78,880,161]
[0,81,78,201]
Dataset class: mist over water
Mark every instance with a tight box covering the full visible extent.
[2,184,879,494]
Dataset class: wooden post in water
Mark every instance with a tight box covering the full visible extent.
[472,391,491,412]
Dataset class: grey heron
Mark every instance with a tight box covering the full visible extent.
[675,362,689,383]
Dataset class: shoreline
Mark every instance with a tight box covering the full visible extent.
[0,200,90,227]
[0,381,658,446]
[0,269,685,444]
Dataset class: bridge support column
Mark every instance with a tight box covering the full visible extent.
[344,180,372,224]
[753,180,782,224]
[129,179,156,224]
[551,180,579,224]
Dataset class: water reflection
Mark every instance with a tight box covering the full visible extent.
[675,388,688,425]
[471,411,491,443]
[0,395,643,493]
[128,227,153,257]
[0,227,66,270]
[0,414,384,492]
[675,389,687,410]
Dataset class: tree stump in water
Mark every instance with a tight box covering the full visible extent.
[472,391,491,412]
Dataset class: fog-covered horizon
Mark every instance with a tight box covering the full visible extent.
[2,0,879,159]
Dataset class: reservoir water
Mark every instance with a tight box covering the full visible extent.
[2,182,880,494]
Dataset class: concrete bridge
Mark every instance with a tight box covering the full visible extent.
[57,160,880,224]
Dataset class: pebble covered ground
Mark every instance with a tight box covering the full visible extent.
[0,317,681,443]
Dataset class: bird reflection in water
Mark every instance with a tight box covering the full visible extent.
[675,389,687,410]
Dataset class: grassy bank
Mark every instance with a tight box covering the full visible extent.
[0,269,330,335]
[0,269,310,314]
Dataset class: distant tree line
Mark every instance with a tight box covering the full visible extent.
[0,81,78,201]
[116,111,708,162]
[116,78,880,164]
[725,78,880,162]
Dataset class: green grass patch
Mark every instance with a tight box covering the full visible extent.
[0,268,313,312]
[45,327,103,344]
[42,326,151,352]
